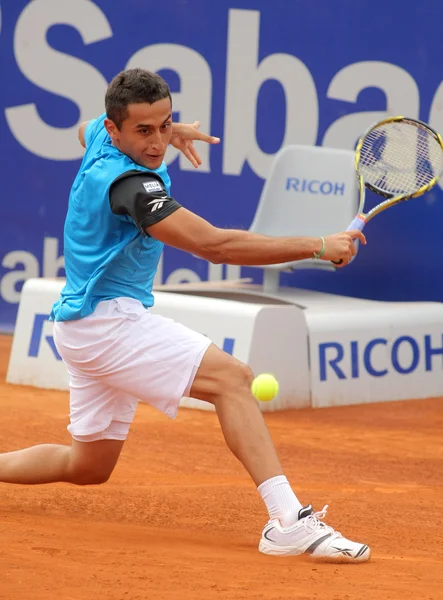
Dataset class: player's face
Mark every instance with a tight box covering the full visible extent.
[106,98,172,170]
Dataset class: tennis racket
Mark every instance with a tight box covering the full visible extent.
[334,116,443,263]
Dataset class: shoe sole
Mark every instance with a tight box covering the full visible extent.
[259,540,371,562]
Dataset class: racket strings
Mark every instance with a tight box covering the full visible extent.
[359,122,443,196]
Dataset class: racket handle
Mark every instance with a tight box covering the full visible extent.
[346,215,366,232]
[332,215,366,265]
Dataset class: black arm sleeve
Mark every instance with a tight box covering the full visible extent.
[109,170,182,234]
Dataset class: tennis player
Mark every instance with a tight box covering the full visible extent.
[0,69,369,562]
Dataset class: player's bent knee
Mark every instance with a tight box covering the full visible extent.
[234,362,255,390]
[190,343,255,405]
[66,463,113,486]
[212,360,253,399]
[211,362,255,405]
[64,438,124,485]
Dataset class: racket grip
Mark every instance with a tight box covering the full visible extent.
[332,215,366,265]
[346,215,366,232]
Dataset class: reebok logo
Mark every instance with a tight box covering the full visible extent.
[147,197,170,212]
[263,528,277,543]
[143,181,163,193]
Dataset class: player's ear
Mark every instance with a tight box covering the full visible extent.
[104,118,120,142]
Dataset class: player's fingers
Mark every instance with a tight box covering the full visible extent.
[336,244,352,266]
[183,147,199,168]
[348,230,367,244]
[189,143,202,166]
[192,121,201,130]
[186,141,200,161]
[341,251,352,266]
[192,129,221,144]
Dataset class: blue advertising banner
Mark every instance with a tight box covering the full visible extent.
[1,0,443,332]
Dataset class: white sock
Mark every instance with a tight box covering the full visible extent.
[258,475,304,527]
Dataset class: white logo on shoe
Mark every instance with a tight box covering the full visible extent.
[263,527,277,543]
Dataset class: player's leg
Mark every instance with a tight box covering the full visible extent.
[191,344,284,486]
[4,296,202,488]
[0,438,124,485]
[96,304,300,524]
[189,343,302,520]
[189,343,370,562]
[0,304,140,486]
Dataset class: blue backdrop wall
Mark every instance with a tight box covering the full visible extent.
[1,0,443,331]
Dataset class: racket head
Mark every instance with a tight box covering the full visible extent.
[355,117,443,217]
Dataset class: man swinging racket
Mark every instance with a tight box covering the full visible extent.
[0,68,369,562]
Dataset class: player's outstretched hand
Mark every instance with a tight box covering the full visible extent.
[170,121,220,168]
[323,230,367,267]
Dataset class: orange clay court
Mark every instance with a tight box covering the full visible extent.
[0,333,442,600]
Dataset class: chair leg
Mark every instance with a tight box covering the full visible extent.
[262,269,280,294]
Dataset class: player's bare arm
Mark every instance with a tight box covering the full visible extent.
[108,173,365,266]
[147,207,367,267]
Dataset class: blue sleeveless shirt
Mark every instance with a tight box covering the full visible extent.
[51,114,171,322]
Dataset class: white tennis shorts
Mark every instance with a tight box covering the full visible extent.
[53,297,211,442]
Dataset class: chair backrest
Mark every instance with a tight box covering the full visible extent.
[249,145,358,238]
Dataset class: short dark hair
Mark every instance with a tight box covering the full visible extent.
[105,68,172,129]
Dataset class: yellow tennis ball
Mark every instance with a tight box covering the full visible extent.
[251,373,279,402]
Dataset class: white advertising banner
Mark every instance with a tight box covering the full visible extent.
[307,303,443,408]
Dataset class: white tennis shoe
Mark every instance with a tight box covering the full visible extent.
[259,505,370,562]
